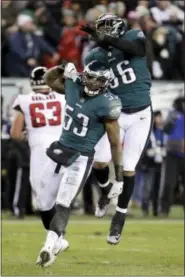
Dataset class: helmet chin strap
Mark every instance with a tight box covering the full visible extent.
[84,86,100,97]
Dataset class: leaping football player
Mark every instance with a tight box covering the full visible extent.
[81,13,153,245]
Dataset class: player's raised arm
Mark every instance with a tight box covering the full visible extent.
[44,63,79,93]
[44,65,65,93]
[97,29,146,57]
[81,14,146,57]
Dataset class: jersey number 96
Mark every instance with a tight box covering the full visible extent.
[110,61,136,89]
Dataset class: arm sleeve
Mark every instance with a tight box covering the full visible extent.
[100,29,146,57]
[97,96,122,121]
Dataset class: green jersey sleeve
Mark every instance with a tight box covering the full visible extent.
[124,29,146,42]
[64,77,83,101]
[84,47,109,67]
[97,93,122,121]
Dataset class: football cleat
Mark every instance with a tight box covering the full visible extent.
[107,211,126,245]
[36,246,56,268]
[53,238,69,255]
[95,195,110,218]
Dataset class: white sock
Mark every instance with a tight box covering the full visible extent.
[99,180,110,188]
[116,206,128,214]
[44,230,59,251]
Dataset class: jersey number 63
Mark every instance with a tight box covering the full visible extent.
[29,101,61,128]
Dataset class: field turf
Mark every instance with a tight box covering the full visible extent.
[2,209,184,276]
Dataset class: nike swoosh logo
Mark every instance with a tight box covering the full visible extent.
[140,117,146,120]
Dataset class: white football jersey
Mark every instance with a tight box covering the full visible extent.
[12,91,66,148]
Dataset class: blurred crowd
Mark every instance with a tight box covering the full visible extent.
[1,96,185,218]
[1,0,185,218]
[2,0,185,80]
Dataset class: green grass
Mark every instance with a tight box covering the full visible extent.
[2,214,184,276]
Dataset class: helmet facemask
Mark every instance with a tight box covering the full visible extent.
[96,13,126,38]
[82,73,109,96]
[82,62,111,97]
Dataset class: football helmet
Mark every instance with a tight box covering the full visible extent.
[95,13,126,38]
[30,66,50,91]
[82,60,111,97]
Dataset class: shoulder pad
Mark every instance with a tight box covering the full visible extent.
[124,29,145,41]
[104,93,122,120]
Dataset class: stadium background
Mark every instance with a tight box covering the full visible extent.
[1,1,184,275]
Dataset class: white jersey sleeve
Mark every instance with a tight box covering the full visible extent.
[12,91,66,148]
[12,95,23,112]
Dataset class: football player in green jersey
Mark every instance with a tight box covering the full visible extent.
[36,60,123,267]
[81,13,153,245]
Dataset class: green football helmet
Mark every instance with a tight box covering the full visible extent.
[96,13,126,38]
[82,60,111,97]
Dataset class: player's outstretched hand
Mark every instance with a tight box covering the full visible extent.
[108,180,123,199]
[80,24,96,37]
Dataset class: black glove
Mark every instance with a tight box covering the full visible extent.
[80,24,97,38]
[80,24,109,49]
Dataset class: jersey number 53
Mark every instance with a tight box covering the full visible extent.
[63,105,89,137]
[29,101,61,128]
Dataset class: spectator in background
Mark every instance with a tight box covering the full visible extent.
[71,2,84,21]
[141,111,166,216]
[5,14,59,77]
[45,0,62,26]
[150,1,184,80]
[59,9,86,71]
[127,11,141,30]
[85,0,125,23]
[150,0,184,27]
[34,4,61,48]
[160,97,185,216]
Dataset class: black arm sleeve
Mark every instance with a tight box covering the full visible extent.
[100,36,146,57]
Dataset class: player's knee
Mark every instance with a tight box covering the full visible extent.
[34,199,55,212]
[93,161,108,169]
[124,170,135,177]
[56,198,71,208]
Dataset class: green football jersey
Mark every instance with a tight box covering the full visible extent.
[59,77,121,153]
[84,29,152,109]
